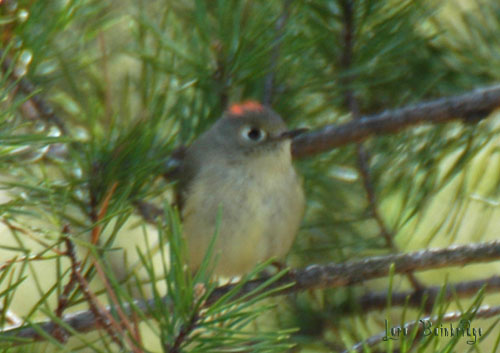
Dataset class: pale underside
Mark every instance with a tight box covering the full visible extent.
[182,141,305,277]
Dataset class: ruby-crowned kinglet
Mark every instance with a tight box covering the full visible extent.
[178,101,305,277]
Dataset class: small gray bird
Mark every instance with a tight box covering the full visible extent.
[178,101,305,277]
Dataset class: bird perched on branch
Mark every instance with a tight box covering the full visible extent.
[177,101,306,277]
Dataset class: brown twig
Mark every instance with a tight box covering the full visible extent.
[91,181,118,245]
[87,180,143,351]
[77,180,119,293]
[64,236,145,352]
[80,179,117,276]
[92,259,142,350]
[4,241,500,344]
[51,227,79,343]
[1,218,62,252]
[62,236,125,348]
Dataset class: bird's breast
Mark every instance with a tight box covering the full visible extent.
[182,149,304,277]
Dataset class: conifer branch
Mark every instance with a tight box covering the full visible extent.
[338,0,424,292]
[208,241,500,304]
[3,241,500,345]
[0,48,68,134]
[291,84,500,158]
[3,1,500,351]
[156,84,500,183]
[337,275,500,315]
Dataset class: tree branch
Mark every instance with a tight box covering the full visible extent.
[3,241,500,345]
[157,84,500,183]
[0,48,68,134]
[291,84,500,158]
[337,275,500,315]
[337,0,425,292]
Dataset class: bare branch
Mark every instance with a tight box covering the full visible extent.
[207,241,500,304]
[338,275,500,315]
[292,84,500,158]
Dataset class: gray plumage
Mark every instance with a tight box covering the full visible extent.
[178,103,305,277]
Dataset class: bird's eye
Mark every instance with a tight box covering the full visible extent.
[241,126,266,142]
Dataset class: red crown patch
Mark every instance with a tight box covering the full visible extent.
[228,101,264,117]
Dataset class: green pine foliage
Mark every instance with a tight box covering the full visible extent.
[1,0,500,352]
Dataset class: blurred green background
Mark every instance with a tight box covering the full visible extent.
[2,0,500,352]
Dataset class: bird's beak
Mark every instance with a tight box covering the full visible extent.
[277,128,308,140]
